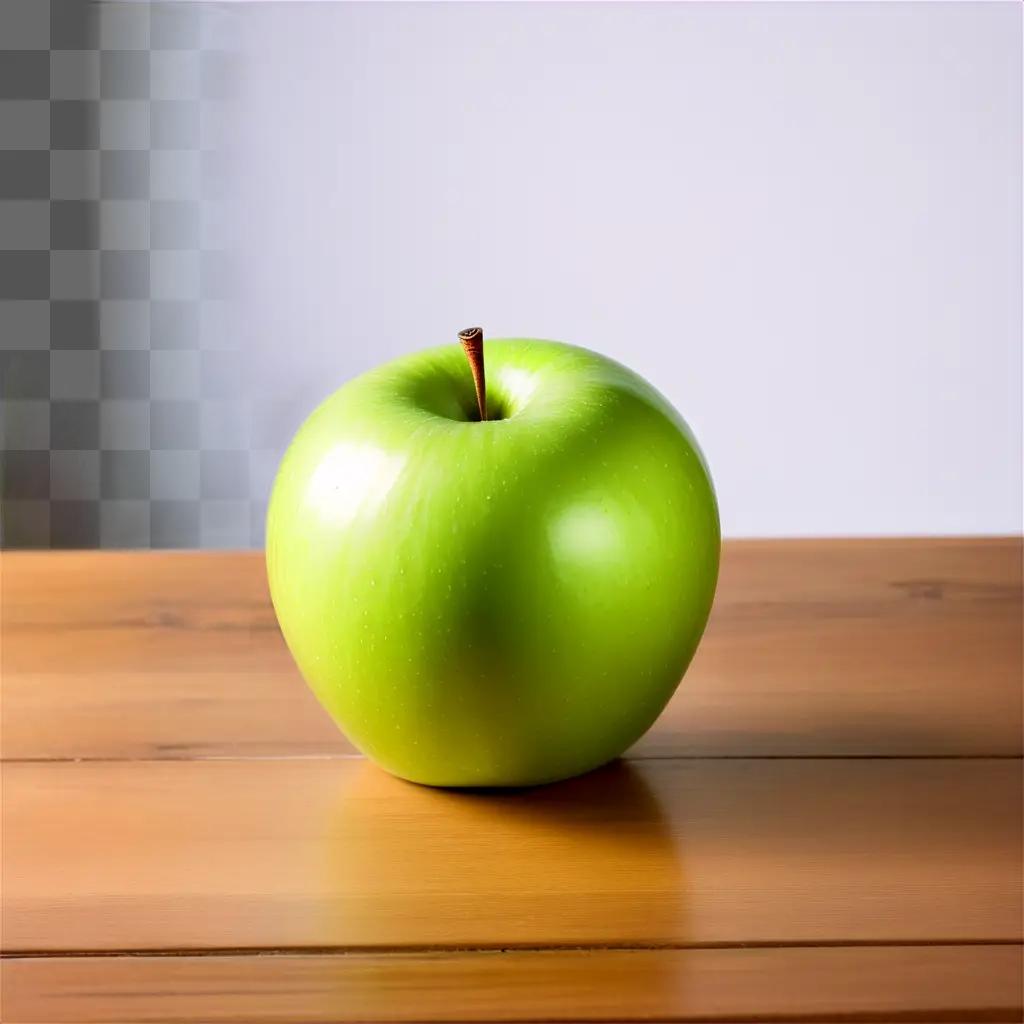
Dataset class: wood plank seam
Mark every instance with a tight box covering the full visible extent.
[6,939,1024,960]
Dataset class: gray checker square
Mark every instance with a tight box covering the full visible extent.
[101,450,150,500]
[101,151,150,200]
[101,350,151,399]
[151,3,201,50]
[200,499,249,549]
[101,499,150,548]
[150,250,201,301]
[151,349,200,400]
[101,250,150,300]
[3,450,51,499]
[100,50,151,101]
[0,200,49,249]
[150,51,201,101]
[50,251,100,300]
[0,301,49,352]
[151,200,200,250]
[200,450,248,500]
[150,300,199,349]
[51,350,100,400]
[99,100,151,150]
[50,401,100,450]
[151,449,200,500]
[51,151,101,201]
[1,152,50,200]
[0,101,50,150]
[100,300,151,350]
[151,499,199,548]
[50,50,101,101]
[100,200,150,250]
[151,100,200,149]
[99,1,150,50]
[1,350,51,398]
[50,450,100,500]
[101,399,150,450]
[51,300,100,350]
[0,252,49,299]
[0,51,50,100]
[1,500,50,549]
[200,400,249,450]
[150,400,200,450]
[1,0,49,49]
[2,400,50,450]
[50,100,100,150]
[51,0,99,50]
[150,150,200,201]
[51,200,100,250]
[50,500,100,549]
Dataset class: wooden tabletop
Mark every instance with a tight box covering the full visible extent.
[2,538,1021,1022]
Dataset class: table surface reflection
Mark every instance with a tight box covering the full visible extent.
[2,538,1021,1022]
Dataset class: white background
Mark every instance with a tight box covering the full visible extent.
[233,1,1022,537]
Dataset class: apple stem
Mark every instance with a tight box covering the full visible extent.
[458,327,487,421]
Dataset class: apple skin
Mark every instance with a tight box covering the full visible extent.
[266,339,719,787]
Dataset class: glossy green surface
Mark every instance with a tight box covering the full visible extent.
[267,339,720,787]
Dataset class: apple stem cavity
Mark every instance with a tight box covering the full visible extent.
[458,326,487,421]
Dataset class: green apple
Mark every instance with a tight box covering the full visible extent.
[266,334,720,787]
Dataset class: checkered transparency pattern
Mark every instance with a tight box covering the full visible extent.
[0,1,269,549]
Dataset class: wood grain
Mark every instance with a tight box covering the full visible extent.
[2,542,1020,1022]
[4,756,1020,953]
[2,537,1021,761]
[4,946,1021,1023]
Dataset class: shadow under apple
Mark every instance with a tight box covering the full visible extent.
[320,757,686,950]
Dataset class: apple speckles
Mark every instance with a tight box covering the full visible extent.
[268,337,718,787]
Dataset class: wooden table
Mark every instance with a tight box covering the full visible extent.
[2,538,1021,1022]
